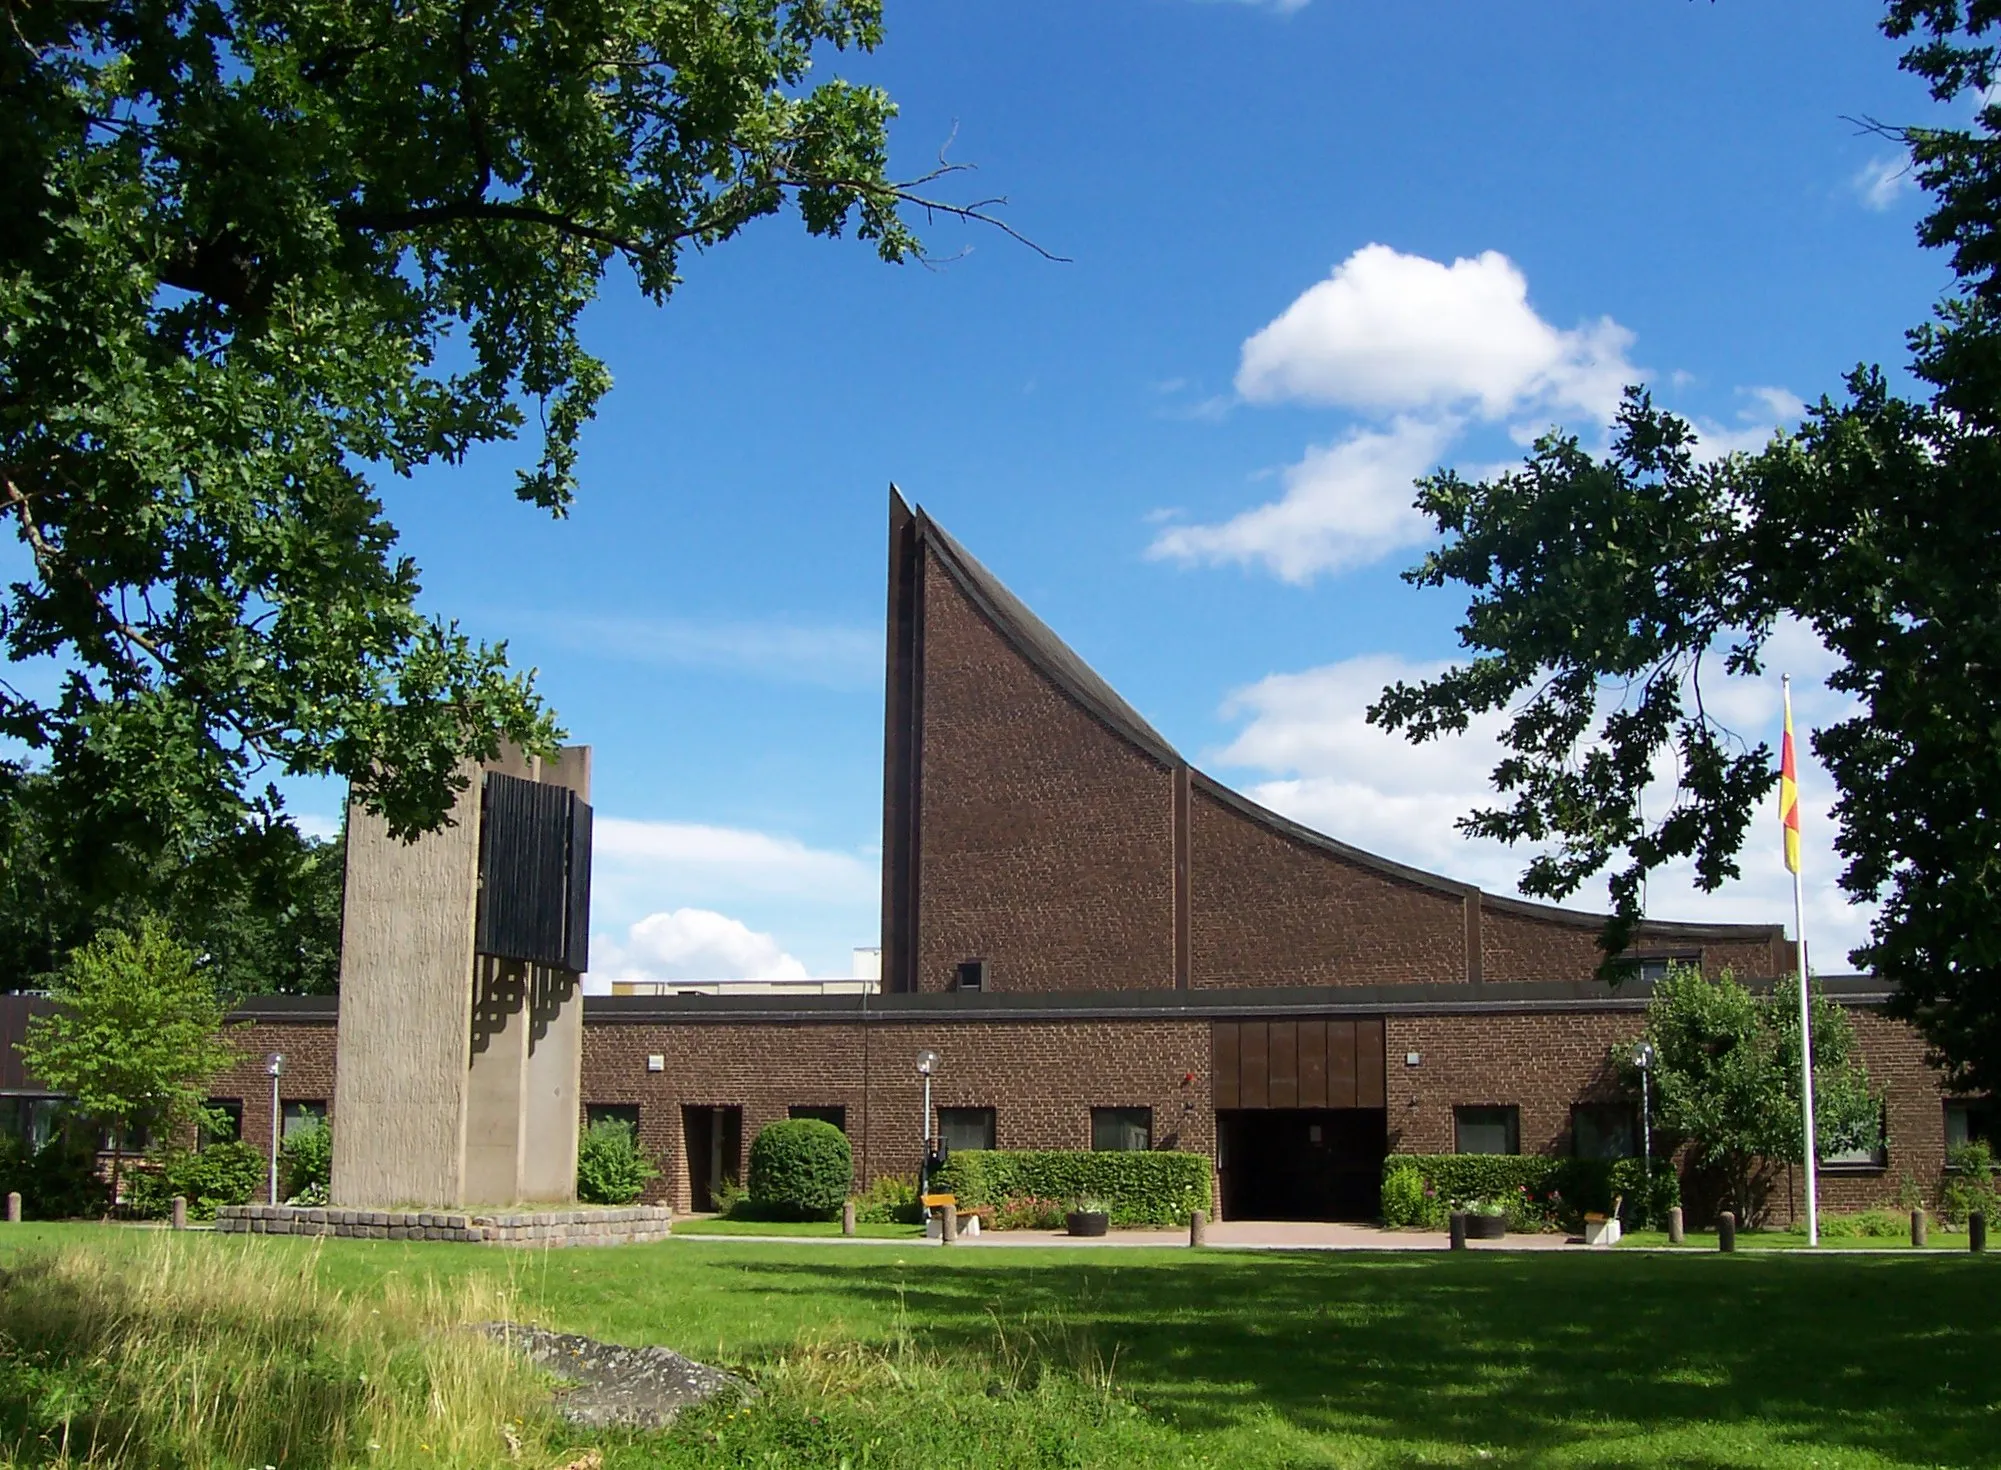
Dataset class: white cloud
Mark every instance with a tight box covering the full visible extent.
[538,615,877,691]
[289,811,343,842]
[1148,417,1451,582]
[1235,244,1640,423]
[1852,153,1914,212]
[1691,385,1806,460]
[1211,639,1876,969]
[594,817,875,901]
[593,907,808,983]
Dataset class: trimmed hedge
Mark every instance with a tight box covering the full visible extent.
[127,1142,265,1221]
[1381,1154,1679,1232]
[932,1150,1211,1227]
[747,1119,852,1220]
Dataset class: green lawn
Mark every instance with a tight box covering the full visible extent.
[1,1223,1997,1468]
[669,1215,925,1238]
[1620,1227,1972,1251]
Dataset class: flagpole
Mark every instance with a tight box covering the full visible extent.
[1784,674,1820,1247]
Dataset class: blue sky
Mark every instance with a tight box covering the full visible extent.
[292,0,1946,983]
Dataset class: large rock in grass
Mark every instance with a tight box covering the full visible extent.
[482,1322,749,1428]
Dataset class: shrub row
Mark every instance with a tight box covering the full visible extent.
[1381,1154,1680,1232]
[932,1150,1211,1226]
[126,1141,266,1220]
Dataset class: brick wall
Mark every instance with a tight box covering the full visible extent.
[915,548,1177,993]
[1189,788,1469,987]
[210,1020,339,1170]
[583,1016,1214,1212]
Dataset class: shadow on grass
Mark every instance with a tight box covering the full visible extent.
[717,1250,2001,1466]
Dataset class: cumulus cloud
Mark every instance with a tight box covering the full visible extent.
[1852,153,1914,211]
[593,817,876,900]
[1149,417,1451,581]
[593,908,809,983]
[1235,244,1640,423]
[1211,637,1875,967]
[1690,385,1806,460]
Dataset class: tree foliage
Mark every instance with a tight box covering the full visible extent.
[1371,2,2001,1088]
[1642,968,1881,1226]
[19,918,240,1203]
[0,765,342,995]
[2,0,982,893]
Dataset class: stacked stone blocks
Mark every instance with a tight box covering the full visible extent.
[214,1203,671,1246]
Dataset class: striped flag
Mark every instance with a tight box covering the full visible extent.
[1781,681,1801,875]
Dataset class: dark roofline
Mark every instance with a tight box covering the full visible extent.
[907,498,1783,948]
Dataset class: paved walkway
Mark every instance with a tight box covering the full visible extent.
[673,1220,1585,1252]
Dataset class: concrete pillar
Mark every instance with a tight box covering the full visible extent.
[6,1191,19,1223]
[1449,1212,1467,1250]
[330,759,482,1210]
[1667,1206,1684,1245]
[1718,1211,1737,1252]
[171,1195,187,1231]
[1189,1208,1207,1248]
[842,1201,857,1237]
[1911,1208,1928,1249]
[941,1203,958,1244]
[1972,1211,1988,1253]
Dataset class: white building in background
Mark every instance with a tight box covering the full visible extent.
[608,946,882,997]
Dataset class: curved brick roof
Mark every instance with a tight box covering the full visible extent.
[908,497,1780,946]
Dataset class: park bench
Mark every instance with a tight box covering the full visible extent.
[1582,1194,1625,1246]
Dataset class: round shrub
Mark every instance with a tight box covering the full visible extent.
[577,1117,659,1205]
[747,1119,852,1220]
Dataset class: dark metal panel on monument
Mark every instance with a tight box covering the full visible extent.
[476,772,593,970]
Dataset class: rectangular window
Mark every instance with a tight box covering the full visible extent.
[789,1105,847,1133]
[282,1100,328,1139]
[1454,1105,1520,1156]
[937,1106,996,1153]
[954,959,987,992]
[1633,953,1700,983]
[586,1103,641,1133]
[202,1099,244,1148]
[1571,1103,1638,1160]
[23,1097,64,1152]
[1091,1107,1153,1152]
[1946,1099,1995,1152]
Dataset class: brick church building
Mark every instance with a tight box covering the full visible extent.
[3,493,1974,1220]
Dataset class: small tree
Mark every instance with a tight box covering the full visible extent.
[20,919,238,1209]
[1643,966,1881,1225]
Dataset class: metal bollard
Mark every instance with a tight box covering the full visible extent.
[941,1203,958,1245]
[1189,1208,1207,1248]
[1718,1211,1737,1252]
[1911,1208,1928,1249]
[5,1191,19,1223]
[171,1195,187,1231]
[1667,1205,1685,1245]
[1449,1211,1467,1250]
[842,1200,856,1237]
[1972,1211,1987,1253]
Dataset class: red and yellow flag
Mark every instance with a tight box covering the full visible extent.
[1780,679,1801,875]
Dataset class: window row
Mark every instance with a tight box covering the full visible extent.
[1453,1099,1997,1170]
[584,1102,1160,1153]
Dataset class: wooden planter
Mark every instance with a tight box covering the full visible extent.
[1065,1211,1109,1237]
[1466,1213,1508,1240]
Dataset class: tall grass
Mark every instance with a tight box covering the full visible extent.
[0,1238,552,1469]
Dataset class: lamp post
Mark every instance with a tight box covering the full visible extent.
[1631,1040,1656,1192]
[915,1049,939,1194]
[265,1053,285,1205]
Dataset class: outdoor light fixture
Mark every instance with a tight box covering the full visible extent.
[264,1053,285,1206]
[915,1049,940,1195]
[1631,1041,1656,1192]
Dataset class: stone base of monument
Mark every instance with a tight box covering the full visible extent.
[214,1204,672,1246]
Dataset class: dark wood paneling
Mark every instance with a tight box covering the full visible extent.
[1328,1020,1358,1108]
[1268,1021,1298,1109]
[0,995,55,1092]
[1298,1019,1328,1108]
[1211,1022,1240,1110]
[1239,1022,1269,1109]
[1356,1018,1387,1109]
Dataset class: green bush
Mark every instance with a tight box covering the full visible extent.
[0,1128,109,1220]
[280,1119,333,1204]
[748,1119,852,1220]
[851,1172,923,1225]
[126,1141,266,1220]
[1379,1155,1680,1232]
[931,1151,1211,1227]
[576,1117,660,1205]
[1790,1208,1909,1239]
[1939,1141,1997,1226]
